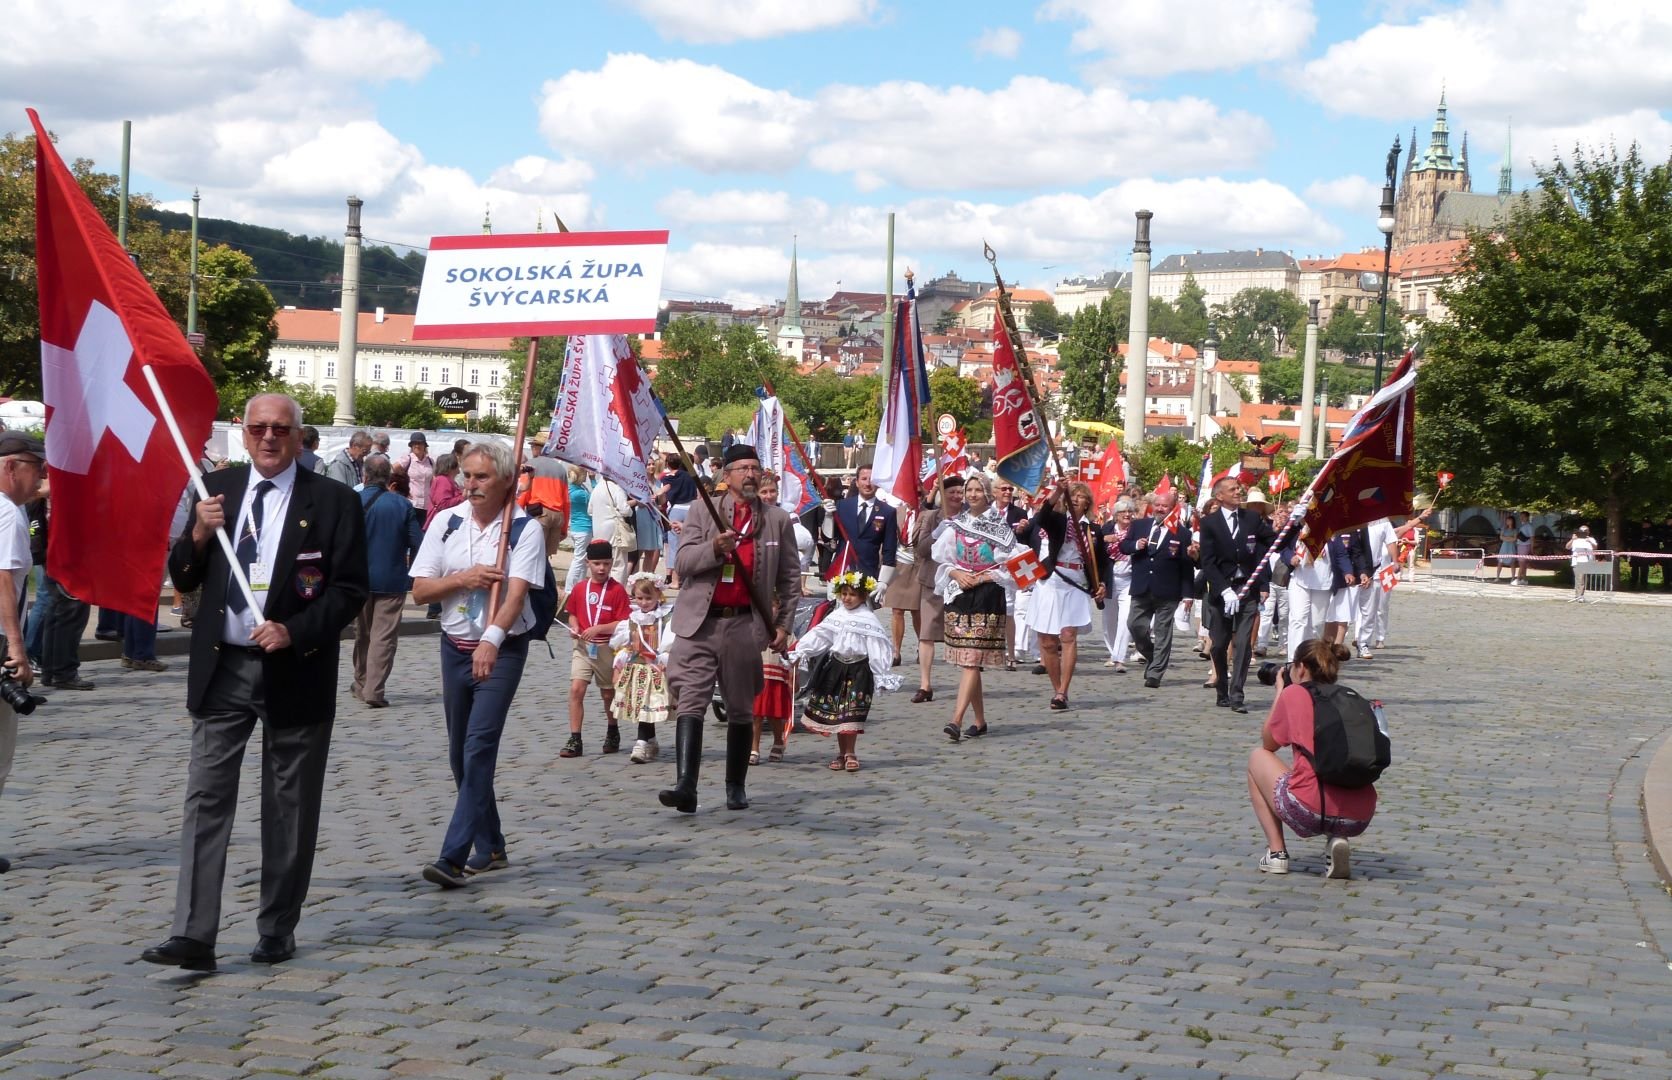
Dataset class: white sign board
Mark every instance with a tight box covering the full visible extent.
[412,230,668,340]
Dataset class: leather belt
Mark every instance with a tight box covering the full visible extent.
[707,605,750,619]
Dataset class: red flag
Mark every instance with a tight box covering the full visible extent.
[1092,440,1125,507]
[990,320,1048,493]
[31,110,218,620]
[1154,473,1173,498]
[938,427,968,480]
[1300,351,1418,556]
[1077,459,1102,484]
[1436,470,1454,488]
[1005,548,1048,589]
[1268,467,1291,495]
[1376,563,1400,593]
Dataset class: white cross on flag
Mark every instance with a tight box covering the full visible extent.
[1078,459,1101,483]
[31,109,219,618]
[1005,548,1049,589]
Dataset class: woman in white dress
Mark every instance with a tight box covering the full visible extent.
[1021,482,1103,711]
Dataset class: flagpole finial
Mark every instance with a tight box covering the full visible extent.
[904,267,914,283]
[982,241,997,265]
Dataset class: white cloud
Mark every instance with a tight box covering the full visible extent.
[537,57,1269,189]
[656,189,818,226]
[619,0,877,43]
[972,27,1023,59]
[539,55,812,173]
[1304,175,1383,212]
[1040,0,1315,79]
[1510,109,1672,173]
[1300,0,1672,127]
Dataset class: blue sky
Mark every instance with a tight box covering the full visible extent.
[6,0,1670,307]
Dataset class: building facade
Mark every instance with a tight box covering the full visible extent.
[1149,251,1300,308]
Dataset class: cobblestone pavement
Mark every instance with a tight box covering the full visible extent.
[3,591,1672,1079]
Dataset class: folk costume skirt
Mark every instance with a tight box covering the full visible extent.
[800,653,873,735]
[944,581,1007,669]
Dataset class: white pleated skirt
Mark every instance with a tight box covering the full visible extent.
[1028,573,1093,634]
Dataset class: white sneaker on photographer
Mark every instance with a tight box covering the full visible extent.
[1259,850,1290,875]
[1325,837,1351,879]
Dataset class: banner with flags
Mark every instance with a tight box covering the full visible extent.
[991,318,1048,494]
[541,334,663,502]
[1299,350,1418,555]
[779,422,820,515]
[31,109,219,620]
[870,279,931,511]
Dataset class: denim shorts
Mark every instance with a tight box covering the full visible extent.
[1274,773,1370,839]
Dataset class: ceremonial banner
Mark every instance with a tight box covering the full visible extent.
[413,230,668,339]
[991,319,1048,494]
[1195,453,1218,510]
[540,335,662,502]
[30,109,218,619]
[749,390,811,514]
[1300,351,1418,555]
[1091,440,1126,508]
[871,280,931,511]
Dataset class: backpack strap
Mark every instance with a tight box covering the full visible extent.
[442,513,464,543]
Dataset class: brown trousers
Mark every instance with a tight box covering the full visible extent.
[352,594,405,705]
[667,611,762,725]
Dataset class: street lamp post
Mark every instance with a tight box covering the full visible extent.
[1374,135,1401,388]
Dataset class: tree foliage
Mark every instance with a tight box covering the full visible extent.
[498,335,569,416]
[927,367,981,431]
[1417,142,1672,550]
[653,318,790,413]
[1149,273,1210,347]
[1258,357,1376,406]
[1058,294,1128,423]
[1317,297,1408,360]
[1025,299,1066,339]
[1212,287,1307,361]
[354,386,445,428]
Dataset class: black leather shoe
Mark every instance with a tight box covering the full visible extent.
[0,854,10,873]
[1143,677,1161,689]
[141,936,216,972]
[658,715,702,813]
[250,934,295,964]
[1231,702,1249,714]
[1216,696,1231,708]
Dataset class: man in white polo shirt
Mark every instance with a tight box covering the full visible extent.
[409,440,547,889]
[0,433,45,875]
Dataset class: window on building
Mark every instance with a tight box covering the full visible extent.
[488,400,499,417]
[439,367,450,384]
[489,369,499,387]
[394,365,403,383]
[274,359,285,376]
[469,369,479,386]
[419,365,429,384]
[297,359,307,377]
[372,363,383,381]
[325,360,335,379]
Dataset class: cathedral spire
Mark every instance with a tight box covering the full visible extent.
[783,235,801,332]
[1423,88,1454,171]
[482,204,493,235]
[1498,122,1514,200]
[1406,126,1417,173]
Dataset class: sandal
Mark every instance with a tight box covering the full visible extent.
[943,722,962,743]
[844,754,860,771]
[1049,695,1068,711]
[748,751,761,766]
[768,742,785,763]
[829,755,845,770]
[1006,659,1017,671]
[964,723,988,738]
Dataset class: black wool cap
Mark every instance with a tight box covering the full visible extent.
[723,443,760,467]
[585,539,614,561]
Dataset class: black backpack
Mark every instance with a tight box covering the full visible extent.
[1297,683,1390,790]
[443,514,560,642]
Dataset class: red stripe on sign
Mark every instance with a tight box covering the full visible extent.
[427,231,669,250]
[411,318,657,339]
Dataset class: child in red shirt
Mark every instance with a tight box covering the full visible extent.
[1247,639,1378,879]
[561,540,631,758]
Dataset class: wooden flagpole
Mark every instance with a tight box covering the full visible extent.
[487,334,541,615]
[983,241,1070,490]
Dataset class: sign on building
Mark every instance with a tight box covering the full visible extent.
[433,387,478,414]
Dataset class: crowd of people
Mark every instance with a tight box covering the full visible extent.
[0,402,1411,971]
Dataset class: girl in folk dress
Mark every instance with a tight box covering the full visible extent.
[789,572,900,772]
[932,474,1019,741]
[609,573,677,764]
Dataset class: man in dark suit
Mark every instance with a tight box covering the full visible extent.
[142,394,367,972]
[1122,489,1197,688]
[1197,476,1276,712]
[827,464,898,590]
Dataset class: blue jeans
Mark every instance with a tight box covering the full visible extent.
[124,611,159,661]
[23,566,49,660]
[96,608,123,637]
[438,633,529,868]
[41,575,89,682]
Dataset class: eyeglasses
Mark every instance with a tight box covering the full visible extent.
[245,424,293,439]
[727,463,761,474]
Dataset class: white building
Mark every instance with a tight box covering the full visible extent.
[270,308,514,421]
[1149,250,1300,308]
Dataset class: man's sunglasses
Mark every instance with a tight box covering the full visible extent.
[246,424,293,438]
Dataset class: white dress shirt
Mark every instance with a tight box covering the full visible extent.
[409,505,546,641]
[222,461,297,646]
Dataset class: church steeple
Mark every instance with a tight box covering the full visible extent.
[783,236,801,332]
[482,204,493,235]
[1460,131,1469,179]
[1405,127,1417,173]
[1498,122,1514,200]
[1423,89,1455,171]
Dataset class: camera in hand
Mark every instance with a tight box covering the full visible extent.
[1255,661,1291,688]
[0,665,44,716]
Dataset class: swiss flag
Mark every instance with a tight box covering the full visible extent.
[1268,467,1291,495]
[1436,470,1454,488]
[1090,440,1125,507]
[1077,459,1101,484]
[31,110,218,619]
[1376,563,1400,593]
[1005,548,1049,589]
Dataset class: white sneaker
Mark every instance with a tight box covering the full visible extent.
[629,739,660,764]
[1357,647,1373,660]
[1104,657,1118,667]
[1325,837,1351,879]
[1259,850,1290,875]
[1374,639,1385,649]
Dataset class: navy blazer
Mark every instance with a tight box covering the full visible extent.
[361,486,424,595]
[1120,514,1196,600]
[1278,532,1356,591]
[1197,506,1277,600]
[833,495,898,577]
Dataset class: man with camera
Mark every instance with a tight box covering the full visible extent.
[0,433,46,874]
[1198,476,1276,713]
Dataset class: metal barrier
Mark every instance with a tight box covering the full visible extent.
[1573,552,1616,604]
[1426,548,1486,594]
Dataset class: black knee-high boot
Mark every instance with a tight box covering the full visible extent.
[725,722,752,810]
[658,714,702,813]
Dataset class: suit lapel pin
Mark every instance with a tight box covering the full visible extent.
[298,519,308,528]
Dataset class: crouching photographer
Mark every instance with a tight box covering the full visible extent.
[0,432,48,875]
[1247,638,1389,880]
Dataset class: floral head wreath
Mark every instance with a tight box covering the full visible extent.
[828,570,879,599]
[626,571,663,594]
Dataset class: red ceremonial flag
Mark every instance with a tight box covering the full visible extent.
[1300,350,1418,555]
[1154,473,1173,498]
[990,320,1048,494]
[30,110,218,619]
[1091,440,1125,507]
[1376,563,1400,593]
[1005,548,1049,589]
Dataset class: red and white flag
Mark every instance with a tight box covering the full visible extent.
[1436,470,1454,488]
[1268,467,1291,496]
[1376,563,1400,593]
[871,279,930,511]
[541,334,663,501]
[1093,440,1126,503]
[31,109,218,619]
[1005,548,1049,589]
[1077,458,1102,484]
[938,427,968,480]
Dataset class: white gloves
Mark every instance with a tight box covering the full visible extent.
[1221,588,1240,617]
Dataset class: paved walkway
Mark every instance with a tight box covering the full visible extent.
[3,590,1671,1078]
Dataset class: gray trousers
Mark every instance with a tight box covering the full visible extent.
[351,594,405,705]
[0,699,14,800]
[172,650,334,944]
[1126,594,1180,682]
[667,611,761,726]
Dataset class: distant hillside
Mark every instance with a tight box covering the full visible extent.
[142,208,427,314]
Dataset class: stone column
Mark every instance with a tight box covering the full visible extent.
[1122,210,1152,453]
[1297,299,1319,458]
[332,196,363,426]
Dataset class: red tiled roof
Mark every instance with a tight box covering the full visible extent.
[1214,359,1260,374]
[1395,238,1470,277]
[1116,338,1199,361]
[274,309,512,351]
